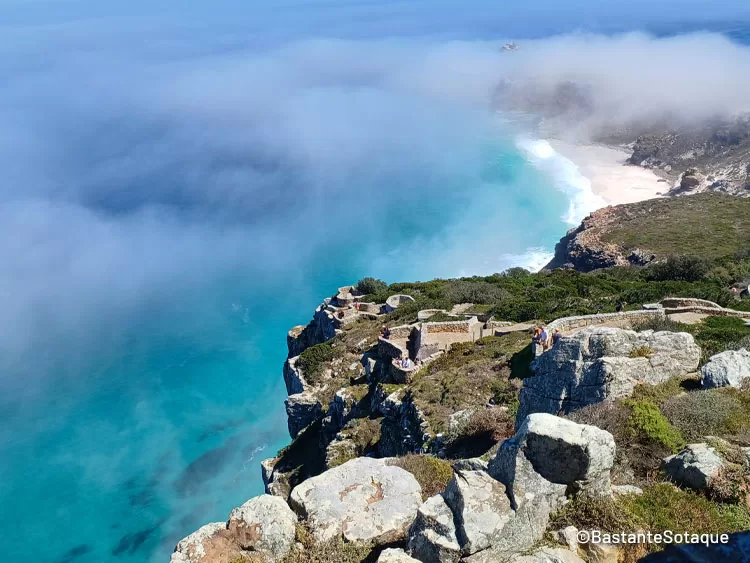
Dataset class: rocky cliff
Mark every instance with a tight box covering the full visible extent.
[625,116,750,197]
[544,193,750,271]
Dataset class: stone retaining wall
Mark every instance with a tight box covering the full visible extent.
[486,320,513,329]
[546,309,666,333]
[661,297,722,309]
[423,320,472,334]
[378,337,406,359]
[386,325,413,339]
[664,305,750,319]
[357,302,381,313]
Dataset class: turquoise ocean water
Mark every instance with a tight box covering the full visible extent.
[2,2,750,562]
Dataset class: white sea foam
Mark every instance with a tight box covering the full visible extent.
[498,247,555,273]
[516,138,607,226]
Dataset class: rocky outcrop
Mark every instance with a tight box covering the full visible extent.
[662,443,726,490]
[226,495,297,559]
[170,494,296,563]
[373,387,432,456]
[170,523,239,563]
[517,327,700,424]
[544,206,656,271]
[491,413,616,500]
[626,117,750,197]
[444,470,517,555]
[407,494,461,563]
[700,349,750,389]
[284,392,323,438]
[283,356,306,396]
[288,457,422,545]
[287,303,339,357]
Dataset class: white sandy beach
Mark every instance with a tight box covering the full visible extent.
[550,140,668,207]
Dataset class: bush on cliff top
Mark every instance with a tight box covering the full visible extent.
[356,277,387,296]
[297,343,335,385]
[626,399,686,454]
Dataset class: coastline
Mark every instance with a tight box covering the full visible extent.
[550,140,668,207]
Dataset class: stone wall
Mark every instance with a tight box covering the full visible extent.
[385,294,415,312]
[663,305,750,319]
[378,337,406,359]
[386,325,413,339]
[486,320,513,329]
[661,297,722,309]
[546,309,666,333]
[357,302,381,313]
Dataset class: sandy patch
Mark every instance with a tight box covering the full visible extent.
[550,140,667,207]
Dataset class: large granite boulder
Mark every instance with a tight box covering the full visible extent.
[518,327,700,424]
[451,414,616,562]
[491,413,616,500]
[285,392,323,438]
[443,470,514,555]
[288,457,422,545]
[225,495,297,559]
[170,523,241,563]
[662,443,726,490]
[407,494,461,563]
[701,349,750,389]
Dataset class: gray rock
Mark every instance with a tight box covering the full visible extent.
[408,494,461,563]
[443,470,514,555]
[518,327,700,423]
[491,413,616,500]
[513,547,587,563]
[451,458,489,472]
[288,457,422,545]
[170,522,237,563]
[377,548,422,563]
[283,356,307,395]
[611,484,644,496]
[260,457,276,488]
[555,525,580,552]
[662,443,726,490]
[285,392,323,438]
[700,349,750,389]
[226,494,297,559]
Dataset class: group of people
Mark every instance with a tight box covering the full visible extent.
[533,326,561,352]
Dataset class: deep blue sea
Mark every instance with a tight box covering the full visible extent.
[1,2,749,562]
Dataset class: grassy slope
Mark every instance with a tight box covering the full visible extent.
[600,194,750,258]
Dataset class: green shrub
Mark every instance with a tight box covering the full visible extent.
[626,400,685,453]
[694,316,750,359]
[389,454,454,499]
[632,316,691,333]
[442,280,511,305]
[550,494,640,533]
[645,255,709,282]
[356,277,387,296]
[621,483,750,538]
[297,343,335,385]
[631,376,692,406]
[661,390,742,441]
